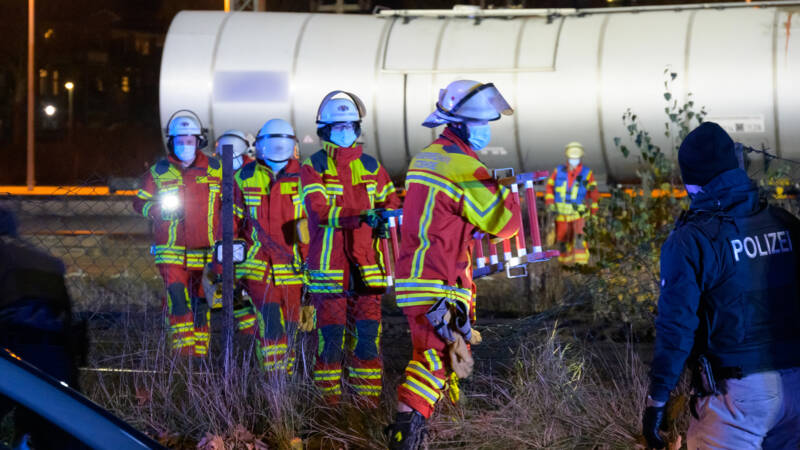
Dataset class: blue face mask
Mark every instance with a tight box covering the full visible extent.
[174,144,196,163]
[466,124,491,150]
[329,125,357,148]
[232,155,243,171]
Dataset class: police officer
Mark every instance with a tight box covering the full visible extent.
[643,122,800,448]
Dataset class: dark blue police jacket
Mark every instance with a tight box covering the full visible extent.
[649,168,800,402]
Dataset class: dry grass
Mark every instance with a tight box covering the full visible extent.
[76,296,686,449]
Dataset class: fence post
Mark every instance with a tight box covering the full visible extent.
[221,144,235,376]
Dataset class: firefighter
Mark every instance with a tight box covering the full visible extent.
[387,80,521,449]
[643,122,800,449]
[300,91,401,406]
[233,119,307,374]
[213,130,258,336]
[544,142,599,265]
[133,113,221,357]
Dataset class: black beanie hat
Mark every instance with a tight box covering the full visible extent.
[678,122,737,186]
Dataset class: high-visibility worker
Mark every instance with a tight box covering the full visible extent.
[300,91,401,406]
[234,119,307,374]
[387,80,521,449]
[133,113,221,357]
[544,142,599,265]
[214,130,257,335]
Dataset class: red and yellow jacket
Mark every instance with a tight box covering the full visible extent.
[395,128,521,309]
[234,159,306,285]
[300,141,402,293]
[544,163,599,220]
[133,151,222,268]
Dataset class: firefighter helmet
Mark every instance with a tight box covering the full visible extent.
[423,80,513,128]
[565,142,585,159]
[255,119,297,163]
[316,91,366,125]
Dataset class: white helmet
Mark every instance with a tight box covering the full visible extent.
[422,80,513,128]
[168,115,201,136]
[216,129,251,170]
[316,91,366,126]
[255,119,297,163]
[165,110,208,149]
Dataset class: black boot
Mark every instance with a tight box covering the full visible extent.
[385,411,427,450]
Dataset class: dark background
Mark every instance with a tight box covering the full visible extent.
[0,0,757,185]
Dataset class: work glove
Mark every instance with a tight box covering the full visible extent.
[202,264,222,309]
[547,203,557,213]
[373,221,390,240]
[447,333,474,379]
[295,218,310,245]
[469,328,482,345]
[361,208,386,229]
[298,305,316,332]
[642,405,667,449]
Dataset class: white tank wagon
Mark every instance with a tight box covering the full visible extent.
[160,2,800,182]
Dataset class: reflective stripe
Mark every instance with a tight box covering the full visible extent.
[407,360,445,389]
[401,378,439,405]
[411,189,437,278]
[137,189,153,200]
[314,370,341,381]
[395,279,472,308]
[352,385,382,395]
[424,349,442,372]
[406,173,461,203]
[349,367,382,380]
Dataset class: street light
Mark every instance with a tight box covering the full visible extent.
[64,81,74,138]
[43,104,56,116]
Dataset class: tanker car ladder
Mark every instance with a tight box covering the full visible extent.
[379,168,559,286]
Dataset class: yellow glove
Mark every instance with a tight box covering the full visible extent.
[447,372,461,405]
[298,305,316,332]
[447,334,474,379]
[296,218,310,245]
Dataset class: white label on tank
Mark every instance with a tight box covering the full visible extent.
[302,135,315,144]
[707,115,765,134]
[481,147,508,156]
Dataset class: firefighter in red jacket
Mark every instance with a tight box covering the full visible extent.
[300,91,401,406]
[234,119,307,374]
[133,113,221,357]
[544,142,599,265]
[387,80,521,449]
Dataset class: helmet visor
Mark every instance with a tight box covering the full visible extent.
[256,136,295,162]
[448,83,513,121]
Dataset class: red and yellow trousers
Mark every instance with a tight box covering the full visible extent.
[555,216,588,264]
[310,263,383,407]
[397,304,466,419]
[157,257,211,357]
[238,261,303,374]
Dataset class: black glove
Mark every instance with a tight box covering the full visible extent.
[373,221,390,239]
[642,406,666,449]
[361,208,386,229]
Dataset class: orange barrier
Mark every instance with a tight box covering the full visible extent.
[0,185,691,198]
[0,186,137,196]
